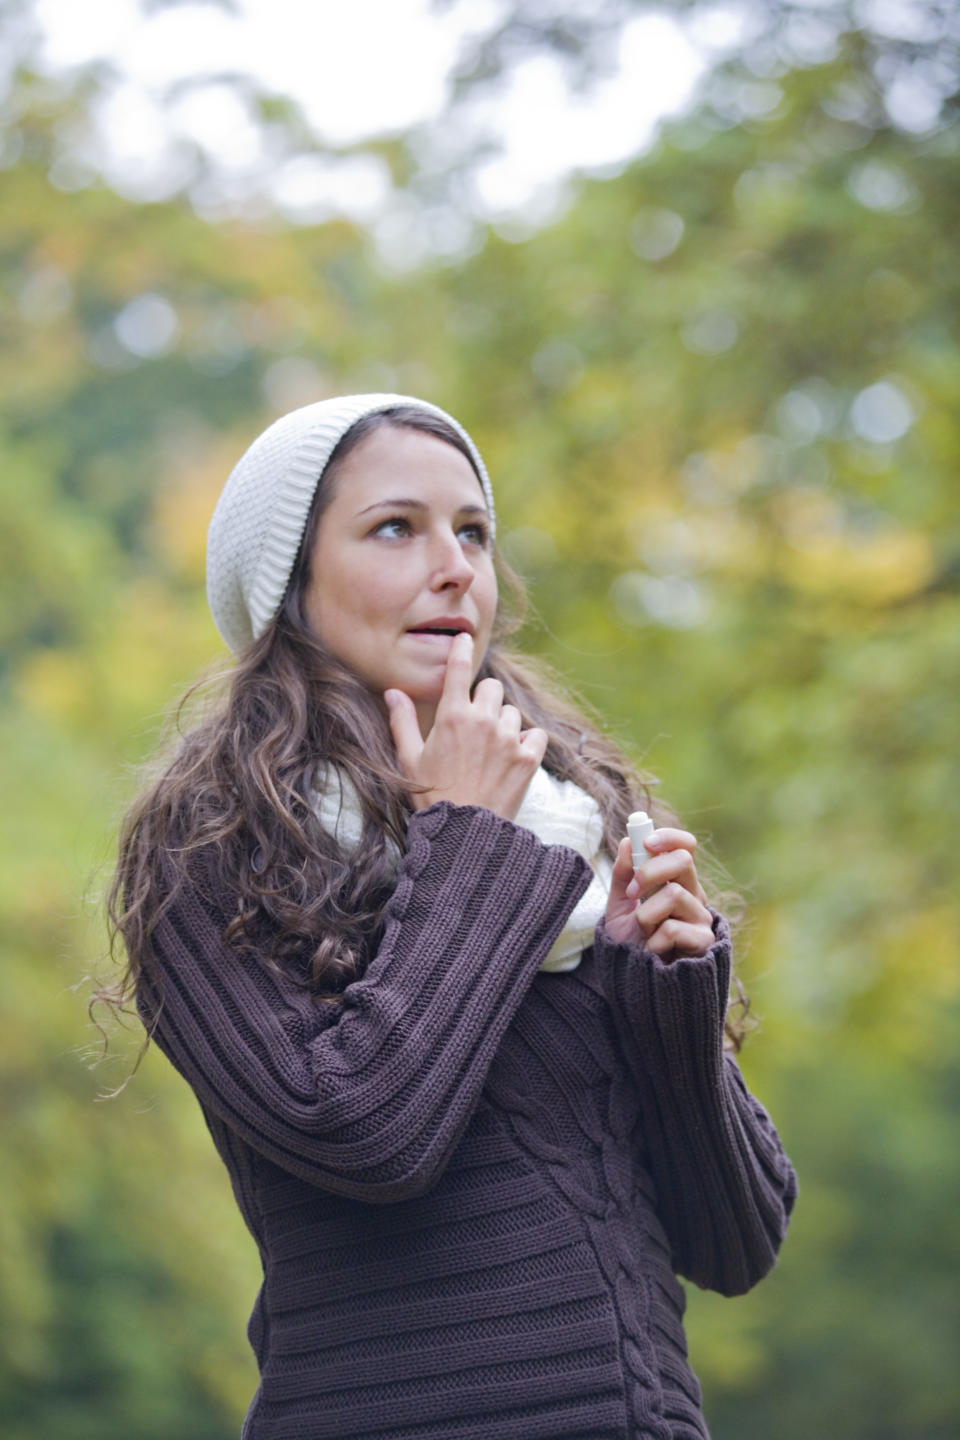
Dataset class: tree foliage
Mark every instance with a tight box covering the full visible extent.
[1,14,958,1438]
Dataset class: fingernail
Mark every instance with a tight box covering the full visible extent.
[384,690,399,709]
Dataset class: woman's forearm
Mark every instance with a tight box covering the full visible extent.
[142,802,592,1202]
[595,913,797,1295]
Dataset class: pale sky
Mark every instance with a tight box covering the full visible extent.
[27,0,713,244]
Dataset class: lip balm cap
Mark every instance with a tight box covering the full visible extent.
[627,810,657,870]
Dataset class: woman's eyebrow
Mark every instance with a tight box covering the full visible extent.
[354,498,489,518]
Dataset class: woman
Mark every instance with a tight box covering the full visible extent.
[109,393,796,1440]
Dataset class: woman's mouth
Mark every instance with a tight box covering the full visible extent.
[405,629,461,644]
[405,621,474,641]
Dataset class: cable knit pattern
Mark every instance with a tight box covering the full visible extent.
[140,803,796,1440]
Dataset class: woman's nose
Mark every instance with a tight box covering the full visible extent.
[428,529,475,590]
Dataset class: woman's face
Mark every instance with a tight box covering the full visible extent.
[304,424,497,734]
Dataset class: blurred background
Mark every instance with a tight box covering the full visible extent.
[2,1,958,1436]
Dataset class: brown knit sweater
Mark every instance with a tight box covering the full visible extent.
[139,801,797,1440]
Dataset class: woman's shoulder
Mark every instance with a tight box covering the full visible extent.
[145,831,233,918]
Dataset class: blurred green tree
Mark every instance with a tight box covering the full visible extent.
[1,10,958,1437]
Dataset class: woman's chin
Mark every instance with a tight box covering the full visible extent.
[390,670,446,705]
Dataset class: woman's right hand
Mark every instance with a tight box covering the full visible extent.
[384,633,547,821]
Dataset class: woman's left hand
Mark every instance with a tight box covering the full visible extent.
[603,828,715,960]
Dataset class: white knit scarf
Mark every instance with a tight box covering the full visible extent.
[313,765,612,973]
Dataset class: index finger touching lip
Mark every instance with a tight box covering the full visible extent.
[439,631,474,702]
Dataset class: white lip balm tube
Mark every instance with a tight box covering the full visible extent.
[627,810,657,871]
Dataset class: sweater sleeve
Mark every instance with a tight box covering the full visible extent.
[594,911,797,1296]
[140,801,593,1205]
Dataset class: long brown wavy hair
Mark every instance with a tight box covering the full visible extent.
[102,406,750,1059]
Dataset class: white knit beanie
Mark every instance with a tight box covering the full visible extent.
[206,394,496,655]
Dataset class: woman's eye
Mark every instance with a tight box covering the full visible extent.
[459,521,490,547]
[373,517,411,539]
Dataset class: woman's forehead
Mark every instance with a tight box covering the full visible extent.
[327,425,489,510]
